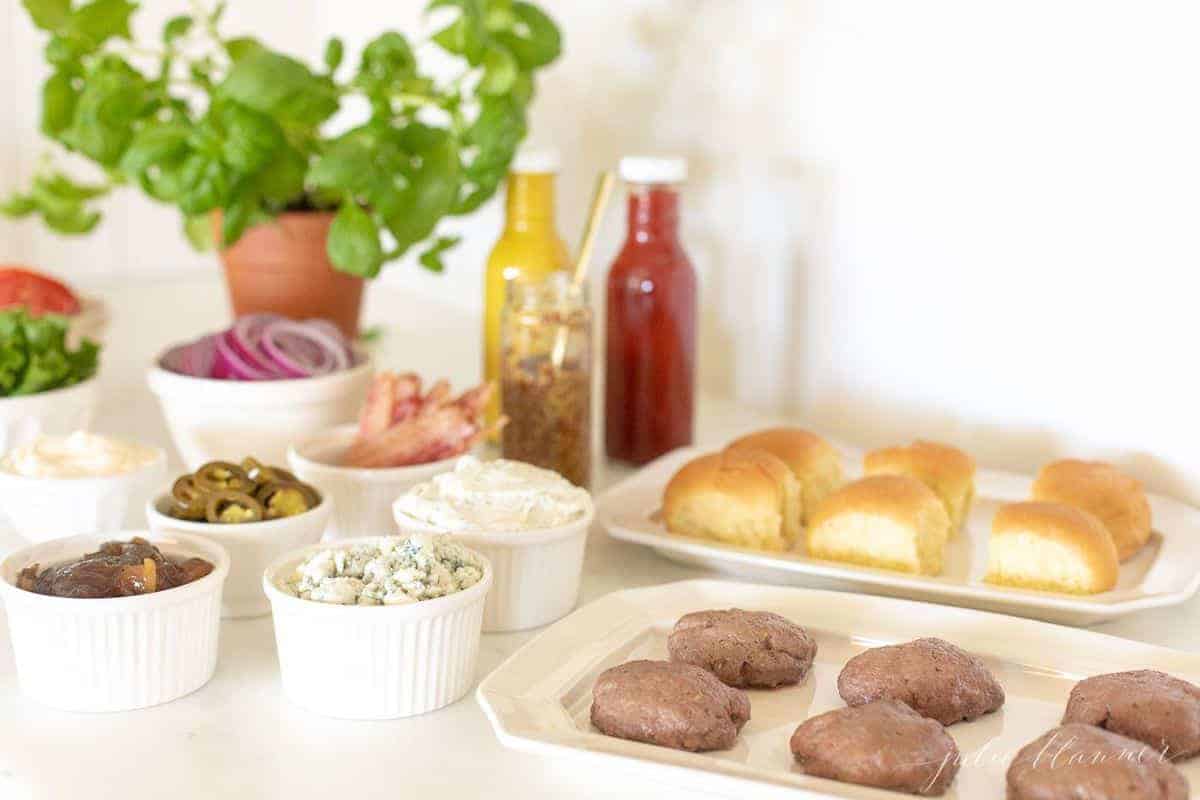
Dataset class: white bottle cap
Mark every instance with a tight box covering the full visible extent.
[511,148,561,174]
[618,156,688,184]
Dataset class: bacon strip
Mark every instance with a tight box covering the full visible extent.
[345,373,497,468]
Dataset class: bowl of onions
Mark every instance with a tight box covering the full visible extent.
[146,315,373,469]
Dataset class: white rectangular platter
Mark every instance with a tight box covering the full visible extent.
[599,446,1200,625]
[477,579,1200,799]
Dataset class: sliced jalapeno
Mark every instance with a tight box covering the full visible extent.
[255,481,316,518]
[204,490,264,524]
[194,461,250,493]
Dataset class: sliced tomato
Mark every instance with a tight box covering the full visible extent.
[0,266,80,315]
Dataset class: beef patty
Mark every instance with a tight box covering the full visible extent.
[1061,670,1200,761]
[667,608,817,688]
[590,660,751,752]
[1007,723,1188,800]
[790,699,960,796]
[837,637,1004,725]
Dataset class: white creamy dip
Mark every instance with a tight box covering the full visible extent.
[1,431,160,478]
[290,535,484,606]
[393,456,591,532]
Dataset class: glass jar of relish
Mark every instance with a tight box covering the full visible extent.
[500,272,592,488]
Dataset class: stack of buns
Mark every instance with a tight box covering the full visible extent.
[984,459,1152,595]
[662,428,1154,595]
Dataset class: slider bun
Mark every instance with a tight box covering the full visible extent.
[1032,459,1151,562]
[807,475,951,575]
[663,449,802,552]
[726,428,842,524]
[985,501,1119,595]
[864,440,976,534]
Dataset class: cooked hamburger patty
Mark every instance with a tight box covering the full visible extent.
[790,699,960,796]
[667,608,817,688]
[1007,723,1188,800]
[590,660,751,752]
[837,637,1004,725]
[1062,670,1200,760]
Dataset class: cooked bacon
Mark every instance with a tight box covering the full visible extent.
[345,373,499,468]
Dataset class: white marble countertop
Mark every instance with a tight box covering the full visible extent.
[0,277,1197,800]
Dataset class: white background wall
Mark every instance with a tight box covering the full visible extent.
[1,1,1198,501]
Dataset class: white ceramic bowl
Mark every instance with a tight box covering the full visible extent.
[146,351,373,470]
[146,492,331,619]
[287,424,464,539]
[393,500,594,633]
[0,378,98,456]
[263,537,492,720]
[0,445,167,543]
[0,531,229,712]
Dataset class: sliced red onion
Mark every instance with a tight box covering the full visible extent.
[260,319,349,378]
[163,316,355,380]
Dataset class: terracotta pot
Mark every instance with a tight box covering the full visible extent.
[216,211,364,337]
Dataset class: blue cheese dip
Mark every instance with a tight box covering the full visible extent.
[393,456,591,533]
[290,535,484,606]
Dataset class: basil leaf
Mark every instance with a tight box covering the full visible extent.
[479,45,517,95]
[183,214,214,250]
[253,145,306,207]
[381,125,459,253]
[120,124,191,174]
[64,0,137,49]
[417,234,460,273]
[163,15,193,44]
[328,202,383,278]
[494,2,560,69]
[221,191,254,246]
[0,194,38,217]
[219,50,338,126]
[217,102,282,173]
[22,0,71,32]
[40,71,77,136]
[354,32,415,98]
[58,57,150,166]
[224,36,264,63]
[176,152,232,215]
[324,37,344,74]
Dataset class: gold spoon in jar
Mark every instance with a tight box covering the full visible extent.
[550,169,615,368]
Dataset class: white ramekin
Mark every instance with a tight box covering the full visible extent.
[146,492,331,619]
[263,537,492,720]
[0,446,167,543]
[0,377,98,456]
[0,531,229,712]
[287,424,464,539]
[393,500,594,633]
[145,351,373,470]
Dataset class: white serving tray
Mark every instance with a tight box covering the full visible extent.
[477,579,1200,800]
[598,447,1200,626]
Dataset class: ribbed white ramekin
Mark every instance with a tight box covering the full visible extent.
[287,425,466,539]
[146,492,331,619]
[0,531,229,712]
[394,501,593,633]
[263,537,492,720]
[0,446,167,543]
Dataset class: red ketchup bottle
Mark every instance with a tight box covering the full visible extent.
[605,157,697,464]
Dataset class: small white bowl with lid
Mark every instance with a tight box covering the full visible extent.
[146,492,331,619]
[263,536,492,720]
[0,531,229,712]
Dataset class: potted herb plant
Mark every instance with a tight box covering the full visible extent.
[1,0,562,335]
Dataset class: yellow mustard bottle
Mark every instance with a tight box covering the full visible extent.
[483,152,569,430]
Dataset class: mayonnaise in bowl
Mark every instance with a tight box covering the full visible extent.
[1,431,162,478]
